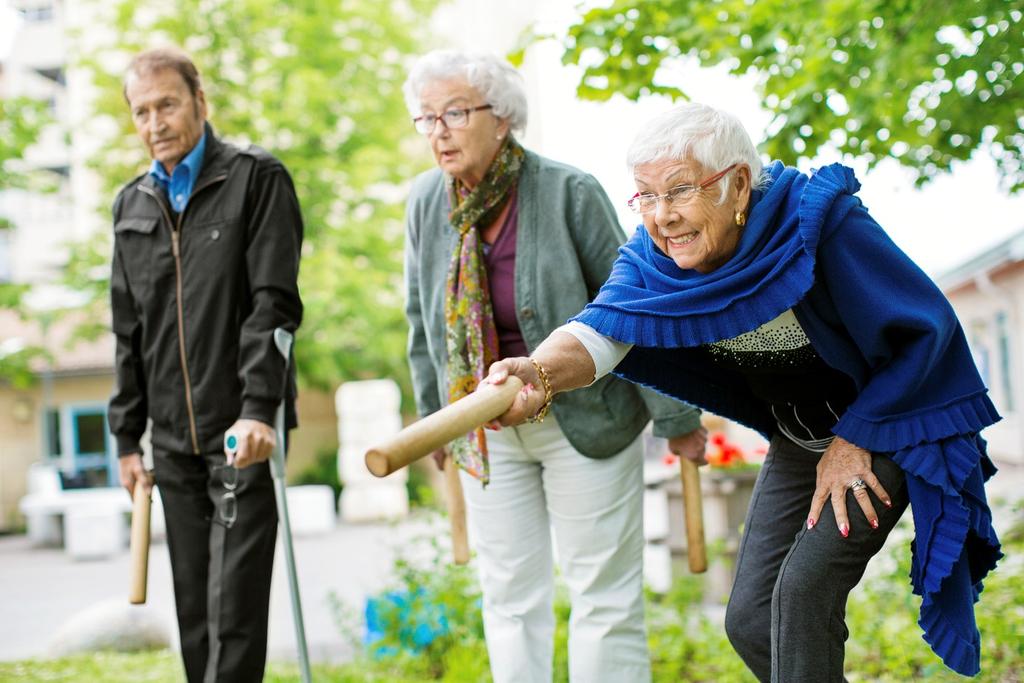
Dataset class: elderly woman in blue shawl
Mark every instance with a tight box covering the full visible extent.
[485,103,1002,681]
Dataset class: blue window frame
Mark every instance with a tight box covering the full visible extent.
[45,403,116,488]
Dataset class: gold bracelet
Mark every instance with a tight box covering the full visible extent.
[526,357,554,423]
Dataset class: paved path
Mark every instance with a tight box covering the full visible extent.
[0,512,446,663]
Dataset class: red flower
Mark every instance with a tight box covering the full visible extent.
[705,433,748,468]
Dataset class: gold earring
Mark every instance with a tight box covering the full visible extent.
[735,209,746,227]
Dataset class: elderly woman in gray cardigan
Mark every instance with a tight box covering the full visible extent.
[402,50,704,683]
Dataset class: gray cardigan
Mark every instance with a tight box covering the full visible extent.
[404,149,701,458]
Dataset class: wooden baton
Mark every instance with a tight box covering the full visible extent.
[443,453,470,565]
[129,478,152,604]
[365,375,524,477]
[680,459,707,573]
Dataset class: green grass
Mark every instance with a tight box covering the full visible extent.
[3,508,1021,682]
[0,651,449,682]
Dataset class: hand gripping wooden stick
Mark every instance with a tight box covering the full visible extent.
[680,459,707,573]
[444,454,470,565]
[129,478,152,604]
[365,375,525,477]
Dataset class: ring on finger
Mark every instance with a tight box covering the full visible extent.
[849,477,867,492]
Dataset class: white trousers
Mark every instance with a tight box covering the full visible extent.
[461,415,650,683]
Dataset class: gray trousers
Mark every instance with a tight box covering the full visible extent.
[724,435,909,682]
[154,448,278,683]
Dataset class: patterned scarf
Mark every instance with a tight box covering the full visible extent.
[444,136,525,485]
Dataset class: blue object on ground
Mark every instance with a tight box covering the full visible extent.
[364,589,449,658]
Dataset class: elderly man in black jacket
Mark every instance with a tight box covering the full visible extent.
[110,46,303,683]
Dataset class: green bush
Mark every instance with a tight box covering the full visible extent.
[290,446,342,501]
[333,504,1024,682]
[846,503,1024,682]
[328,534,486,679]
[406,460,437,509]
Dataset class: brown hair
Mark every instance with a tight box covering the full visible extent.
[123,47,202,101]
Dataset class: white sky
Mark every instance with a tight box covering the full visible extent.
[3,0,1022,276]
[0,2,16,61]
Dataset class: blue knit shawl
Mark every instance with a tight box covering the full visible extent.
[574,161,1002,676]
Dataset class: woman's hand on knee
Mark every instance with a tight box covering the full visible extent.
[806,436,893,537]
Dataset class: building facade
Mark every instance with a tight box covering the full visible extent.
[938,229,1024,465]
[0,1,341,530]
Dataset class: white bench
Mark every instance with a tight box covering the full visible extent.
[17,463,165,559]
[18,464,332,555]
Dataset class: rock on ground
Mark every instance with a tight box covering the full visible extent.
[47,600,171,657]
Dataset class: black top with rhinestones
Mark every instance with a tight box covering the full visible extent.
[700,310,857,451]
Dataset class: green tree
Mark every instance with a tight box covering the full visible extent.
[0,96,51,211]
[0,95,50,299]
[556,0,1023,191]
[0,96,54,387]
[72,0,437,396]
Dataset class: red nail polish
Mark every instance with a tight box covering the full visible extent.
[806,518,815,530]
[870,518,879,529]
[840,524,850,538]
[884,499,893,508]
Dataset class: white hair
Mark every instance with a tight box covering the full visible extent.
[402,50,528,136]
[626,102,767,202]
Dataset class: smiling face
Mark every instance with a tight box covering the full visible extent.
[418,78,509,188]
[633,156,752,273]
[125,67,207,174]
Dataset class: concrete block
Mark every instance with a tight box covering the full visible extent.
[643,487,669,541]
[149,486,166,543]
[340,482,408,523]
[644,543,672,594]
[335,379,409,520]
[336,380,401,426]
[63,499,126,560]
[285,485,336,536]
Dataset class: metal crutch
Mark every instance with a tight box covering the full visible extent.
[225,327,312,683]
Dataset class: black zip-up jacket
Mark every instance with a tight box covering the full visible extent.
[109,124,303,456]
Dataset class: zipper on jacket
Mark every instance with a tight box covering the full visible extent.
[138,173,227,455]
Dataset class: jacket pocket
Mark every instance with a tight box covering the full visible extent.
[114,217,159,235]
[114,217,160,302]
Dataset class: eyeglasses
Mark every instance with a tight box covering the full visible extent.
[627,164,739,214]
[211,463,238,529]
[413,104,493,135]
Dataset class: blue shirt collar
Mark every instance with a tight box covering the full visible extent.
[148,131,207,212]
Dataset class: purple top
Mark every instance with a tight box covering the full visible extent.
[483,190,527,359]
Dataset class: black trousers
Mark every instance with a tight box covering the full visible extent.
[723,435,910,682]
[154,448,278,683]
